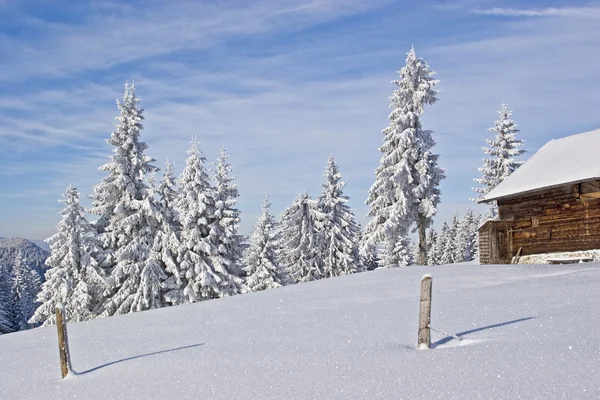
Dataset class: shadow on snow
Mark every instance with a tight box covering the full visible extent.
[72,343,207,375]
[432,316,535,347]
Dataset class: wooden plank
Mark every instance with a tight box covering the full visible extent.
[417,275,432,350]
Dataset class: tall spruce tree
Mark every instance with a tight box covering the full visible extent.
[243,196,283,292]
[171,140,241,304]
[364,47,444,267]
[213,147,243,277]
[318,156,362,277]
[279,193,324,284]
[88,82,167,316]
[30,185,104,326]
[472,102,526,217]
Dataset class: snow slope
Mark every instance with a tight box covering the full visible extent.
[1,263,599,399]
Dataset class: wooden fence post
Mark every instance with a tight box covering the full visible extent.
[55,305,71,378]
[418,274,432,350]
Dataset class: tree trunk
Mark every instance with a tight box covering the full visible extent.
[418,216,427,266]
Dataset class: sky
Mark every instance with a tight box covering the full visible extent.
[1,0,599,241]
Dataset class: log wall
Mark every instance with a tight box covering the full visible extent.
[497,181,600,258]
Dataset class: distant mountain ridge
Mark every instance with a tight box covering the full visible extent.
[0,237,49,278]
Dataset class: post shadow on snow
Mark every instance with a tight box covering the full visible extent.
[431,317,535,348]
[72,343,206,375]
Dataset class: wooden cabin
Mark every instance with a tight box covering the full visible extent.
[478,129,600,264]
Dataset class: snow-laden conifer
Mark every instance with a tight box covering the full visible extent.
[380,234,413,268]
[89,82,158,271]
[426,228,438,266]
[358,226,379,271]
[279,193,324,283]
[472,102,526,217]
[10,251,40,330]
[243,196,283,292]
[439,215,459,265]
[0,265,12,333]
[158,160,179,224]
[155,161,183,302]
[30,186,104,326]
[170,140,241,304]
[87,82,168,316]
[212,147,243,277]
[364,47,444,266]
[454,209,477,263]
[435,222,450,265]
[318,156,362,277]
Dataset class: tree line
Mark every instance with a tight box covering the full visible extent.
[0,47,526,330]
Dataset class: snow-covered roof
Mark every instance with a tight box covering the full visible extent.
[480,128,600,202]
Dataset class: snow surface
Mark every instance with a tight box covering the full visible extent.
[2,263,600,399]
[517,249,600,265]
[481,128,600,201]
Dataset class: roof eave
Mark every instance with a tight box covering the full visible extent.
[479,177,600,203]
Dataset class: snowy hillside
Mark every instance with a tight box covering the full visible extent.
[0,237,49,276]
[1,263,599,399]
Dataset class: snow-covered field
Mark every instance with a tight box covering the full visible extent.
[1,263,599,399]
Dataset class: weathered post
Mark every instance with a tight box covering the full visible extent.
[55,305,71,378]
[417,274,432,350]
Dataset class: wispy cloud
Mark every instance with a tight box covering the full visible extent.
[470,6,600,17]
[2,0,600,240]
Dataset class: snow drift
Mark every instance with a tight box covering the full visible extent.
[1,263,599,399]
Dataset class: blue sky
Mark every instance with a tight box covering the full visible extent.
[1,0,599,240]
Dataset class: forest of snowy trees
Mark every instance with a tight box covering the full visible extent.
[0,47,526,331]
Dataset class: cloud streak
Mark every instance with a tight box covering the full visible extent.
[470,6,600,17]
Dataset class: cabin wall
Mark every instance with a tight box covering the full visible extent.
[497,182,600,257]
[478,220,512,264]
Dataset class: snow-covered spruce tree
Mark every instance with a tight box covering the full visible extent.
[154,161,183,303]
[243,196,283,292]
[169,140,242,304]
[212,147,243,277]
[88,82,168,316]
[318,155,362,277]
[358,225,379,271]
[0,265,12,334]
[435,222,450,265]
[472,102,526,217]
[426,228,438,266]
[158,160,179,225]
[364,47,444,267]
[9,251,41,330]
[279,193,324,284]
[440,214,459,265]
[380,234,414,268]
[453,209,477,263]
[30,185,104,326]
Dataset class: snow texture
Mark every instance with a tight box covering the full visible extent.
[1,263,600,399]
